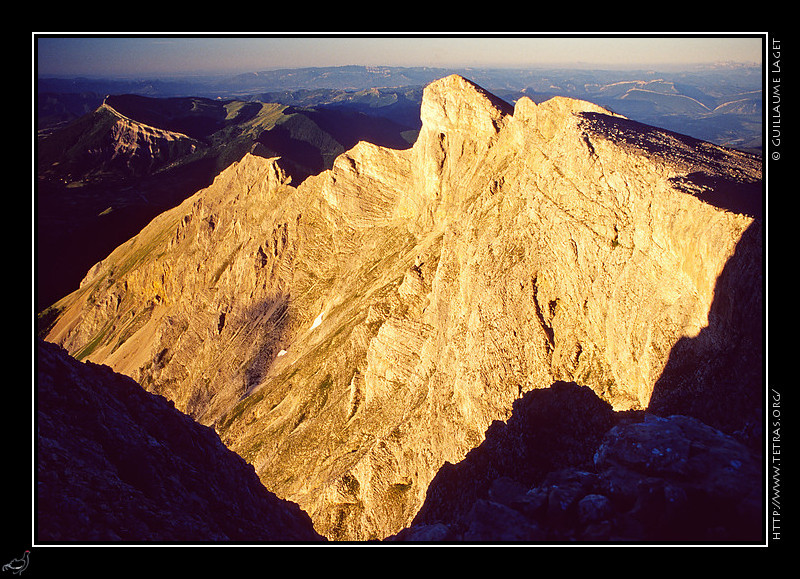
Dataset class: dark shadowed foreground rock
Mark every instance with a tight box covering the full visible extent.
[36,339,325,543]
[392,385,761,543]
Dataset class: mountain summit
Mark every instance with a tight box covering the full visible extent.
[40,75,762,540]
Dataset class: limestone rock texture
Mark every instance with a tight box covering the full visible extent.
[41,75,763,541]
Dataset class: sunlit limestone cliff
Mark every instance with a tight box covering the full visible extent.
[40,75,762,541]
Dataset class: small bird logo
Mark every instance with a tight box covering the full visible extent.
[2,551,29,575]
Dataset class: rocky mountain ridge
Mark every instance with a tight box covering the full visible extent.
[37,339,324,542]
[40,75,763,541]
[36,92,414,311]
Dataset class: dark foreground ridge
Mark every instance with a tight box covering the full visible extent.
[36,339,325,543]
[36,338,762,544]
[390,382,762,543]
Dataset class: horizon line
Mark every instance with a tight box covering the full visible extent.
[37,60,763,80]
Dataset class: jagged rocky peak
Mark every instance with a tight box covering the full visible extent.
[98,100,204,175]
[420,74,515,134]
[40,75,762,542]
[515,91,620,122]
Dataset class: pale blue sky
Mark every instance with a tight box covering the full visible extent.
[35,34,764,77]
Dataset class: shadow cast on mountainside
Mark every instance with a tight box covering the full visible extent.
[409,381,621,532]
[579,110,724,157]
[237,294,293,397]
[578,111,763,219]
[648,219,764,443]
[255,125,326,185]
[669,172,763,219]
[300,107,415,152]
[399,218,763,543]
[179,292,294,426]
[252,106,416,187]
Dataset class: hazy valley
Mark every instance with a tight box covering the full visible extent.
[35,69,764,543]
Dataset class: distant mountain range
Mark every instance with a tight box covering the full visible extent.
[38,64,763,151]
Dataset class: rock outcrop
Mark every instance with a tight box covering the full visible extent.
[36,339,324,542]
[392,383,761,543]
[40,75,763,541]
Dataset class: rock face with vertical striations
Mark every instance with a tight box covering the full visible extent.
[40,75,763,541]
